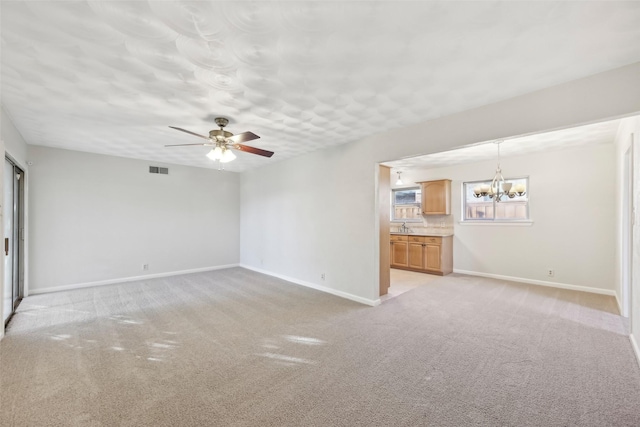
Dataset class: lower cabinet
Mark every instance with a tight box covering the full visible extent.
[424,241,442,272]
[390,235,409,267]
[408,241,424,269]
[391,234,453,276]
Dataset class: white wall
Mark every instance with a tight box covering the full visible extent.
[240,62,640,304]
[28,146,240,293]
[400,144,615,292]
[240,144,380,304]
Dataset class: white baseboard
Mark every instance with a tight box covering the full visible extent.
[240,264,380,307]
[29,264,240,295]
[452,269,617,297]
[631,334,640,368]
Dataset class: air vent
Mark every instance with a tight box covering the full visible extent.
[149,166,169,175]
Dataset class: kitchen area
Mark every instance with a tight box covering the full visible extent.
[383,176,454,300]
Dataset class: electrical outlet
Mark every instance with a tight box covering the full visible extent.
[142,264,149,271]
[547,269,554,277]
[321,273,325,280]
[440,221,445,228]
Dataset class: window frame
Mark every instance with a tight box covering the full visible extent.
[461,177,530,223]
[391,186,423,223]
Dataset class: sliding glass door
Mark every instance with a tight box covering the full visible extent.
[4,157,23,325]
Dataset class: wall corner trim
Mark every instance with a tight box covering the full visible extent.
[615,292,623,316]
[631,334,640,368]
[29,264,240,295]
[239,264,380,307]
[452,269,617,297]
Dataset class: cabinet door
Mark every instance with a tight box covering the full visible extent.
[408,242,424,269]
[424,244,441,271]
[391,241,409,267]
[422,180,451,215]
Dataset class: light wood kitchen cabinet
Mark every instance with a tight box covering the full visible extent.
[390,235,409,268]
[417,179,451,215]
[390,234,453,275]
[408,240,424,269]
[424,243,441,271]
[424,236,453,274]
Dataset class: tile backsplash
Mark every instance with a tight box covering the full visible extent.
[392,215,454,234]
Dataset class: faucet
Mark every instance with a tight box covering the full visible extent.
[399,222,411,233]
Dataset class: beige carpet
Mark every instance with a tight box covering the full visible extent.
[1,268,639,426]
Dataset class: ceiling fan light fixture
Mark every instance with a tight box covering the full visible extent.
[220,148,236,163]
[207,146,223,161]
[168,118,274,163]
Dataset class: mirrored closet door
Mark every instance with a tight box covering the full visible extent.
[4,157,24,325]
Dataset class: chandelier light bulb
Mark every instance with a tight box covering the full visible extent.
[220,148,237,163]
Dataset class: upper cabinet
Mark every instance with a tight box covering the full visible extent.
[417,179,451,215]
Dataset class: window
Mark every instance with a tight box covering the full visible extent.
[463,178,529,221]
[392,187,422,222]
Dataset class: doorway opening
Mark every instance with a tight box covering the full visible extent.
[377,165,444,302]
[622,144,633,318]
[377,117,628,304]
[4,156,25,326]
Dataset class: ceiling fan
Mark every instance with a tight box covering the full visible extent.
[166,117,274,163]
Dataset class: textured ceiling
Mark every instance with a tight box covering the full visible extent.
[384,118,622,173]
[2,1,640,172]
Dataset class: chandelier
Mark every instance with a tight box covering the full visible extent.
[473,141,526,202]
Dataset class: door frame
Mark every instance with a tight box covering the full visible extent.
[378,165,391,296]
[622,145,633,318]
[3,155,25,326]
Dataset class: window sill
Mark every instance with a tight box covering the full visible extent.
[458,220,533,227]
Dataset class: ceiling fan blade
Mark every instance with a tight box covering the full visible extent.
[233,144,274,158]
[227,131,260,144]
[165,143,213,147]
[169,126,210,140]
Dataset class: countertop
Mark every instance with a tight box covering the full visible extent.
[390,232,454,237]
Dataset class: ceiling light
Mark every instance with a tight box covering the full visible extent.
[207,146,223,161]
[220,148,236,163]
[396,171,403,185]
[206,142,237,164]
[473,141,526,202]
